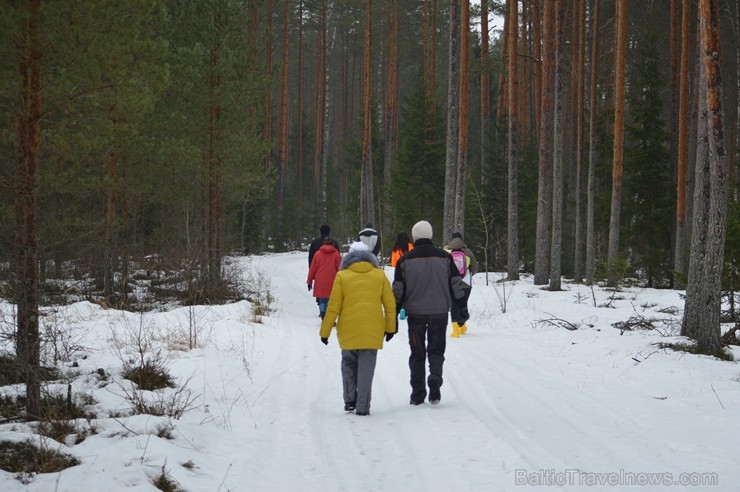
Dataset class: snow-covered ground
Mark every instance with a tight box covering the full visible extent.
[1,251,738,491]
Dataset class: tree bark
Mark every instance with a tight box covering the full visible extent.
[572,0,586,284]
[669,0,679,277]
[507,0,520,281]
[360,0,375,226]
[496,11,510,123]
[313,0,327,219]
[431,0,438,99]
[444,0,460,242]
[424,0,432,100]
[104,146,117,303]
[682,0,729,356]
[297,0,304,187]
[736,0,740,201]
[263,0,273,172]
[674,0,691,288]
[454,0,470,235]
[480,0,491,190]
[607,0,627,288]
[532,0,542,143]
[519,0,529,145]
[735,0,740,201]
[585,0,600,284]
[534,0,556,285]
[15,0,42,418]
[549,0,566,291]
[207,10,223,296]
[276,0,290,247]
[383,0,399,236]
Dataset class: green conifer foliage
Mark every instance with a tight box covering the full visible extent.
[390,83,445,233]
[624,31,673,287]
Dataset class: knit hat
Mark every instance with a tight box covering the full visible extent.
[349,241,369,252]
[451,232,463,240]
[411,220,433,241]
[320,224,331,236]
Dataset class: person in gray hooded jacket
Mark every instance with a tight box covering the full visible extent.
[392,220,470,406]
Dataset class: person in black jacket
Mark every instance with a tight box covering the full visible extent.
[309,225,331,267]
[392,220,470,406]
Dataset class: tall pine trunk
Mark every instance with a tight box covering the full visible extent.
[383,0,399,236]
[549,0,566,291]
[444,0,460,242]
[104,147,117,303]
[506,0,520,281]
[572,0,586,284]
[276,0,290,247]
[607,0,627,288]
[480,0,491,190]
[454,0,470,235]
[682,0,729,356]
[313,1,328,220]
[532,0,542,143]
[669,0,679,278]
[15,0,42,418]
[297,0,304,187]
[360,0,375,226]
[674,0,691,288]
[534,0,556,285]
[585,0,601,284]
[207,12,222,296]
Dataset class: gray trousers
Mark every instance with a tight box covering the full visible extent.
[341,349,378,413]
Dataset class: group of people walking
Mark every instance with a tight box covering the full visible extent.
[306,221,475,416]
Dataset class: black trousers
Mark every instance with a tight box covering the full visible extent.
[407,314,448,402]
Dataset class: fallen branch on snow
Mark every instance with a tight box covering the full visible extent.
[534,314,579,331]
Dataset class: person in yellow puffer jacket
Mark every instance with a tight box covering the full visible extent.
[319,241,397,416]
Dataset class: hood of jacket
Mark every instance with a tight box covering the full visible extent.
[318,243,337,254]
[340,248,379,270]
[448,237,466,250]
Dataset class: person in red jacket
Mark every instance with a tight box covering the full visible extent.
[307,237,342,318]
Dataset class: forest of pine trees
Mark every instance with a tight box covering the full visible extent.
[1,0,739,406]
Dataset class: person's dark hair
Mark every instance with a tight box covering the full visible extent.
[451,232,463,240]
[320,224,331,236]
[393,232,412,253]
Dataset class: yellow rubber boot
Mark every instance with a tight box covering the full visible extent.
[459,323,467,335]
[451,322,460,338]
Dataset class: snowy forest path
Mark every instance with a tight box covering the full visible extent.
[226,252,535,491]
[225,252,732,491]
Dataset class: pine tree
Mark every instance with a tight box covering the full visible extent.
[624,31,673,287]
[681,0,730,356]
[391,84,445,230]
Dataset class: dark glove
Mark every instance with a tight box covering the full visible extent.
[385,332,395,342]
[307,284,312,291]
[458,306,470,325]
[320,337,328,345]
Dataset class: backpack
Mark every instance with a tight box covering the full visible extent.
[451,249,467,276]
